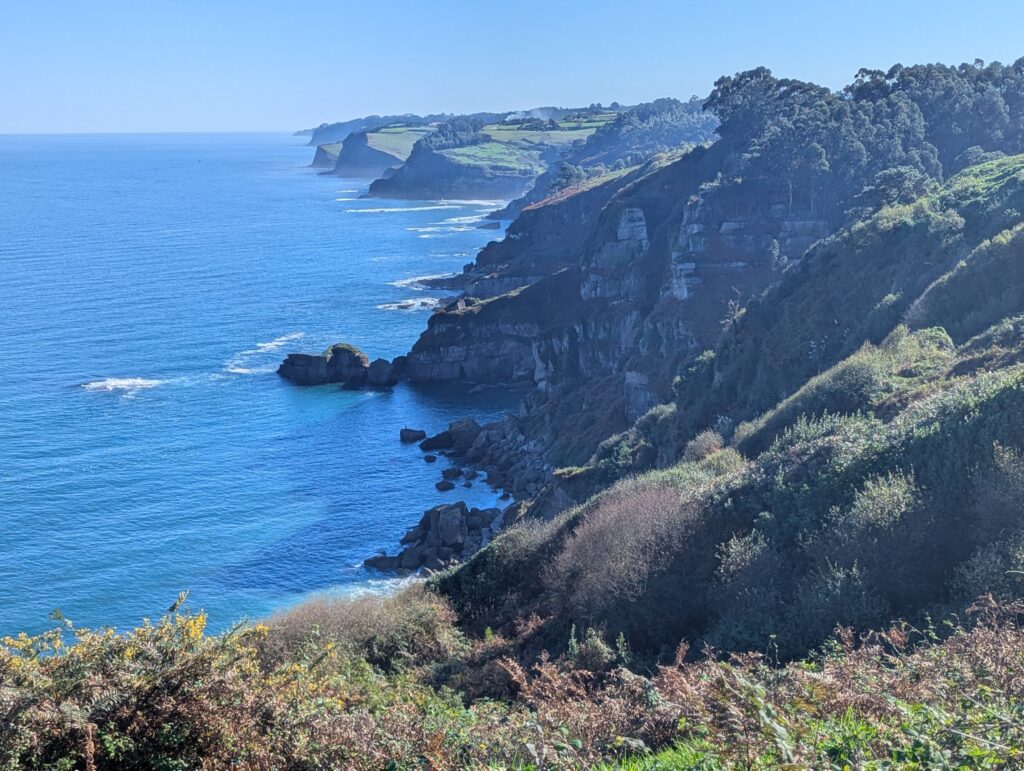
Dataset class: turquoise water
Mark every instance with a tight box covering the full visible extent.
[0,133,515,635]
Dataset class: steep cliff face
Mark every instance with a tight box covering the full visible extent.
[310,143,341,169]
[367,143,540,201]
[448,168,645,299]
[404,140,842,471]
[329,131,404,178]
[330,126,434,178]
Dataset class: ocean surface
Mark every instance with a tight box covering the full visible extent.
[0,132,517,635]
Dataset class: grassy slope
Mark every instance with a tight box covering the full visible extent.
[365,125,433,160]
[441,119,608,173]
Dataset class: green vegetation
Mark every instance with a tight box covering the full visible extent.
[441,153,1024,667]
[436,119,605,173]
[364,125,433,160]
[502,98,719,215]
[6,588,1024,768]
[368,111,615,198]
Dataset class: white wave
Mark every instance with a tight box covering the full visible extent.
[439,199,506,207]
[388,273,456,290]
[224,332,304,375]
[81,377,163,393]
[223,364,279,375]
[407,224,476,234]
[335,189,359,193]
[376,297,444,312]
[442,214,487,225]
[249,332,305,353]
[334,197,358,202]
[346,204,462,214]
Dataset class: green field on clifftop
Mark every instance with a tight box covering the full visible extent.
[365,125,434,159]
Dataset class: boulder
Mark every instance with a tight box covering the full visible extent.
[447,418,482,451]
[276,353,331,385]
[400,428,428,443]
[441,467,463,480]
[364,554,400,571]
[424,454,438,463]
[399,545,425,570]
[420,431,454,451]
[367,358,397,386]
[437,505,468,548]
[400,524,425,545]
[435,480,455,491]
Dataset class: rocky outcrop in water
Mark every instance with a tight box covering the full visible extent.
[400,427,427,443]
[277,344,404,387]
[364,501,508,573]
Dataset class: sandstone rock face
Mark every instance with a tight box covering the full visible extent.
[364,501,509,573]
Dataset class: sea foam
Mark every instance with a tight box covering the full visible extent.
[224,332,305,374]
[81,377,163,393]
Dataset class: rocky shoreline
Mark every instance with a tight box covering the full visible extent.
[276,341,552,573]
[361,416,552,574]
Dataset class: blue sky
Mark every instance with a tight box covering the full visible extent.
[2,0,1022,133]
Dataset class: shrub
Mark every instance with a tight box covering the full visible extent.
[260,583,465,673]
[683,429,724,461]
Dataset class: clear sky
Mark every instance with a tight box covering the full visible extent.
[2,0,1023,134]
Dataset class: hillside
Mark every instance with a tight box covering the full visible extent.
[302,111,458,146]
[493,97,720,219]
[328,124,434,178]
[366,113,615,200]
[404,61,1024,487]
[309,141,340,168]
[430,144,1024,653]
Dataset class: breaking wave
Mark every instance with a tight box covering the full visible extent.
[224,332,304,374]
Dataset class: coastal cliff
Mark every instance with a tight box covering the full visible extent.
[310,142,341,169]
[402,136,831,474]
[366,114,611,201]
[329,126,433,178]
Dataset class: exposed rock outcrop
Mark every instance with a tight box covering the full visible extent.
[400,428,427,443]
[277,345,406,388]
[310,143,341,169]
[365,501,509,573]
[329,130,406,178]
[401,139,839,481]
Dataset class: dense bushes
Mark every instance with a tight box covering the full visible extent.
[6,590,1024,768]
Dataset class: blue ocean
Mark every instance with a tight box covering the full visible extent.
[0,132,516,635]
